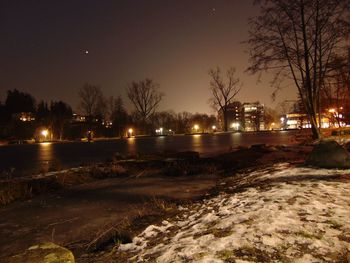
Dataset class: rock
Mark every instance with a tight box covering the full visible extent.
[250,144,276,153]
[175,151,200,160]
[250,144,266,149]
[344,141,350,152]
[305,140,350,168]
[5,242,75,263]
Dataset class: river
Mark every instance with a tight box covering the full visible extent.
[0,130,296,177]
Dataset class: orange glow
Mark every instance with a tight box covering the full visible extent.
[41,129,49,137]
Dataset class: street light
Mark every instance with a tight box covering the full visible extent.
[231,122,240,131]
[128,128,133,135]
[41,129,49,141]
[193,124,199,133]
[271,122,275,130]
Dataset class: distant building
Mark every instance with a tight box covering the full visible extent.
[242,102,265,131]
[72,113,87,123]
[218,101,242,131]
[281,113,331,129]
[217,101,265,131]
[281,113,307,129]
[11,112,35,122]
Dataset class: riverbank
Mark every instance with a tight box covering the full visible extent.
[1,143,316,262]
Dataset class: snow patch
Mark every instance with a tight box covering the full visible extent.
[119,164,350,262]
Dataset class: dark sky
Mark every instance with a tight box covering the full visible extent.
[0,0,296,114]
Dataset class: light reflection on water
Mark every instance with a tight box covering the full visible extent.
[38,142,54,172]
[1,131,297,176]
[38,142,53,159]
[191,134,202,149]
[126,137,136,154]
[155,136,166,149]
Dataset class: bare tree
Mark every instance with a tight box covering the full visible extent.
[110,96,129,137]
[50,101,73,140]
[152,110,177,132]
[322,52,350,126]
[78,83,105,121]
[127,78,163,124]
[264,107,279,130]
[176,111,192,134]
[247,0,350,139]
[209,67,241,131]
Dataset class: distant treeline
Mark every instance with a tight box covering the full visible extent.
[0,88,217,141]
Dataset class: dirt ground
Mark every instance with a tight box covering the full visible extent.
[0,174,217,261]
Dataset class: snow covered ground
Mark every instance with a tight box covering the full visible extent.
[119,163,350,262]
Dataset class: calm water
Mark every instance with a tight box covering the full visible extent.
[0,131,296,177]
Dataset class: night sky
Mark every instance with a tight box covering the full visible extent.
[0,0,296,114]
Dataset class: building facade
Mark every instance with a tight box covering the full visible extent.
[218,101,265,131]
[217,101,242,131]
[242,102,265,131]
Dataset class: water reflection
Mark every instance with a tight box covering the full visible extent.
[38,142,54,172]
[191,134,202,150]
[231,132,242,147]
[38,142,53,159]
[1,131,297,176]
[155,136,165,149]
[126,137,136,155]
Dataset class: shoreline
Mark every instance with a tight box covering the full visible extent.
[0,143,314,262]
[2,140,350,262]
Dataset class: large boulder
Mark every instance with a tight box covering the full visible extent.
[5,242,75,263]
[344,141,350,152]
[305,140,350,168]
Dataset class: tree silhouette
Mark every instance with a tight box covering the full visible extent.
[78,83,105,125]
[127,78,163,127]
[50,101,73,140]
[5,89,35,114]
[209,67,241,131]
[247,0,350,139]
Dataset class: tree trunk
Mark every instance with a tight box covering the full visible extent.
[223,109,228,132]
[309,113,321,139]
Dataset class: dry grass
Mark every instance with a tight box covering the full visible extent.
[0,163,129,206]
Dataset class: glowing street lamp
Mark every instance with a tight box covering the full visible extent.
[155,127,164,135]
[127,128,133,138]
[271,122,275,130]
[231,122,240,130]
[212,125,217,132]
[193,124,199,133]
[41,129,49,140]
